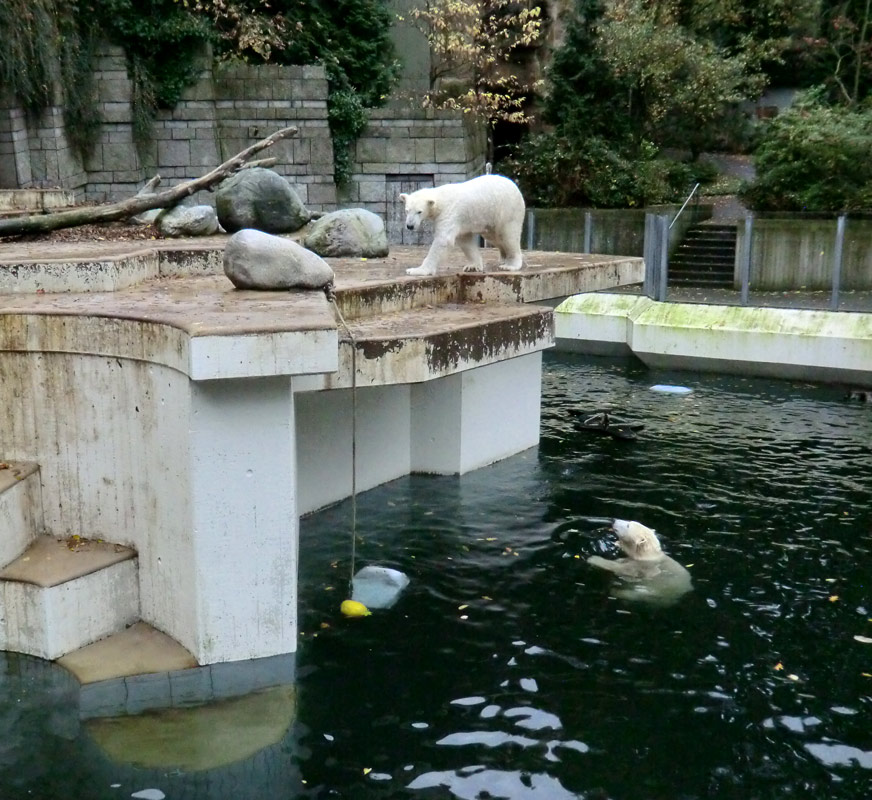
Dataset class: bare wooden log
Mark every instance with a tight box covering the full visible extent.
[0,126,298,237]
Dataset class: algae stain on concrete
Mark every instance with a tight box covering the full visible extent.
[86,685,296,771]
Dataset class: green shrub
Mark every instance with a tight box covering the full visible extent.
[499,134,691,209]
[741,95,872,212]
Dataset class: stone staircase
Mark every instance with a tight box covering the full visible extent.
[0,462,140,661]
[669,222,737,287]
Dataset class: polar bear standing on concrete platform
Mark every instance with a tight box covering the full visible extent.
[588,519,693,606]
[400,174,526,276]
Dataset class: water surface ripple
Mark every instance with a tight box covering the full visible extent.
[2,354,871,799]
[295,354,872,799]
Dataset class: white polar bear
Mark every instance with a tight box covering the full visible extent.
[400,174,526,276]
[587,519,692,606]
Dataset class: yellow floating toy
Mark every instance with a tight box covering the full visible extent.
[341,599,371,617]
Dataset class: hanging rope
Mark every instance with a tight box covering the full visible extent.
[326,283,359,594]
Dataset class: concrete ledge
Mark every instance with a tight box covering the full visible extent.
[0,548,139,660]
[0,461,41,569]
[0,535,135,587]
[324,302,553,389]
[555,292,872,386]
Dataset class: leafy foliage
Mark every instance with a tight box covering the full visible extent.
[501,133,692,208]
[406,0,544,157]
[741,93,872,211]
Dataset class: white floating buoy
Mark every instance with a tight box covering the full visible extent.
[351,565,410,609]
[650,384,693,394]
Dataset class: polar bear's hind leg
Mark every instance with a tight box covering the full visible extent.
[457,232,484,272]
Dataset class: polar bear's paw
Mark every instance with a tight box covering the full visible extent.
[406,265,436,276]
[462,263,484,273]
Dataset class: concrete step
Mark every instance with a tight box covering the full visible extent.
[0,535,139,660]
[0,461,42,569]
[670,274,734,287]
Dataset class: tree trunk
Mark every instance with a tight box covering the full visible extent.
[0,126,298,237]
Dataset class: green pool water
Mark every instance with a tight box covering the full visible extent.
[2,352,871,799]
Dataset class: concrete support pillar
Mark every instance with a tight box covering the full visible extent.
[188,377,297,664]
[295,384,412,515]
[411,353,543,475]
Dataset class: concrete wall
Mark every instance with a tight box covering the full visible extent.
[82,46,337,207]
[737,216,872,291]
[523,204,712,257]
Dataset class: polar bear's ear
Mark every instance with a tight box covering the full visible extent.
[427,198,437,213]
[399,193,408,203]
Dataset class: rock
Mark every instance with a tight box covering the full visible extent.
[303,208,389,258]
[223,228,334,290]
[156,204,219,237]
[351,565,410,609]
[216,167,310,234]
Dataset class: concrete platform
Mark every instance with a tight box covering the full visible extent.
[58,621,197,684]
[0,238,643,669]
[555,292,872,386]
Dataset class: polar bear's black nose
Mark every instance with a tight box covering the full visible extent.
[406,223,415,230]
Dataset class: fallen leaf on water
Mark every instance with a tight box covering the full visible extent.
[787,674,800,681]
[363,768,372,775]
[853,635,872,644]
[829,595,840,602]
[774,662,784,671]
[458,604,468,610]
[482,596,493,601]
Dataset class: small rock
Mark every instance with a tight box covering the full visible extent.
[223,228,334,290]
[303,208,389,258]
[156,204,219,237]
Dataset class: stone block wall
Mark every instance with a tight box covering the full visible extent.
[81,47,337,208]
[0,45,486,227]
[0,88,87,192]
[347,100,487,243]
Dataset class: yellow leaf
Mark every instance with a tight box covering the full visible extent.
[363,768,372,775]
[774,662,784,671]
[458,604,468,610]
[829,595,839,602]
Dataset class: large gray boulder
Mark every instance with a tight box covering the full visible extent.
[156,204,219,237]
[303,208,389,258]
[216,168,309,234]
[223,228,334,290]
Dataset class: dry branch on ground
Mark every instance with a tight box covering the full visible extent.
[0,127,298,238]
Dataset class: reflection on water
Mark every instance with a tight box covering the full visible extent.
[2,353,872,798]
[295,353,872,800]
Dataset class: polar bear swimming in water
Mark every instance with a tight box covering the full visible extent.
[399,174,525,276]
[588,519,693,606]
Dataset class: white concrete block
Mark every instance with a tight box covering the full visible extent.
[0,464,41,569]
[188,376,298,664]
[412,353,543,474]
[0,558,139,661]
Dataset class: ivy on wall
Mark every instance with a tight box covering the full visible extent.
[0,0,398,184]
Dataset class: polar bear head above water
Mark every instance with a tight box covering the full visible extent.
[612,518,665,560]
[588,519,692,606]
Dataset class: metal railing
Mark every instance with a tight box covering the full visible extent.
[668,182,700,230]
[644,211,865,312]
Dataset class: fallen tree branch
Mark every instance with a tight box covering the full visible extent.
[0,126,298,237]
